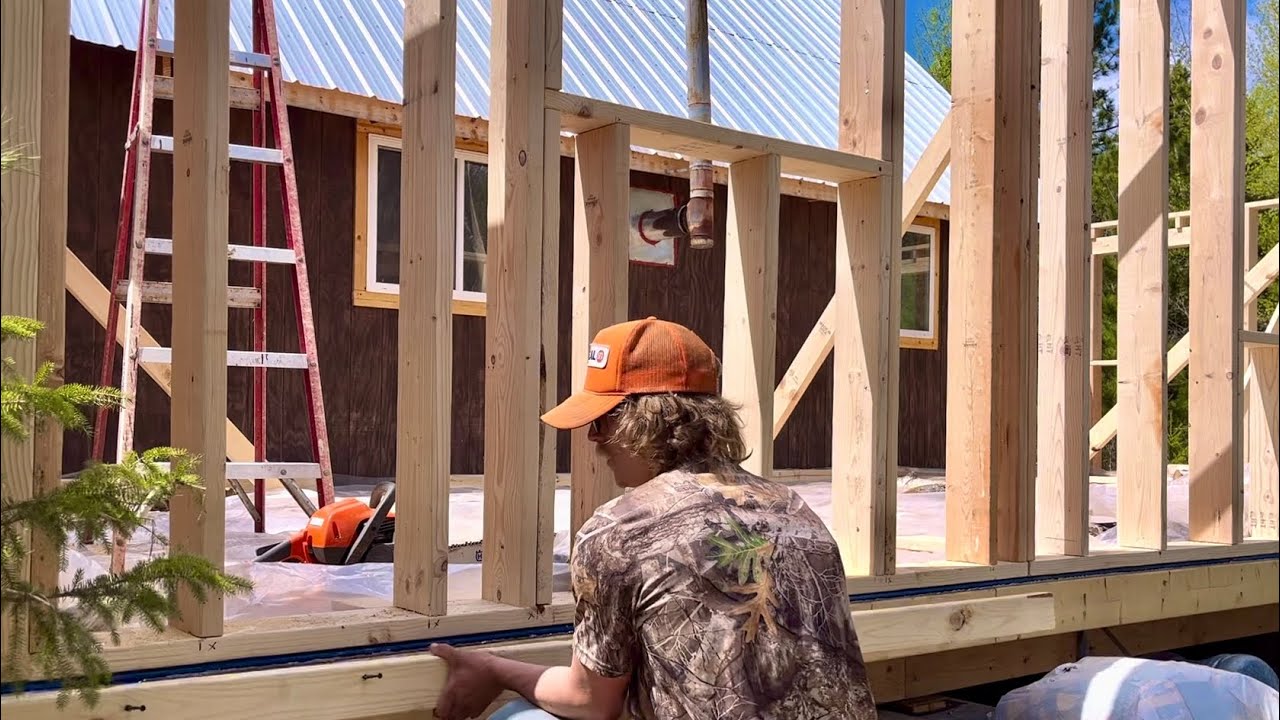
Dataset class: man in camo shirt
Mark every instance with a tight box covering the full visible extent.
[430,317,878,720]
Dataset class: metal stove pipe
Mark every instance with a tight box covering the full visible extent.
[684,0,714,249]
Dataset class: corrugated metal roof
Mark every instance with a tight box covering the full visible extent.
[70,0,951,204]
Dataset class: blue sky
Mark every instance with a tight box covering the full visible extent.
[903,0,946,65]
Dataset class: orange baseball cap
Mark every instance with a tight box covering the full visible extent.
[540,316,720,430]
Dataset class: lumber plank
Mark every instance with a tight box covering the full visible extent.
[826,0,904,577]
[1089,245,1279,457]
[169,71,902,208]
[856,593,1056,662]
[7,541,1264,680]
[1242,330,1279,348]
[898,113,950,245]
[1115,0,1171,550]
[1244,205,1261,333]
[1036,0,1093,557]
[29,0,71,635]
[168,0,232,637]
[945,0,1036,564]
[1091,226,1190,255]
[568,123,629,538]
[1015,0,1042,566]
[772,300,835,438]
[394,0,456,616]
[537,107,561,606]
[547,90,886,183]
[1246,346,1278,539]
[0,593,1062,720]
[1090,254,1106,473]
[482,0,547,608]
[832,177,896,576]
[1188,0,1246,544]
[536,0,564,609]
[0,0,42,664]
[721,153,781,478]
[772,111,949,440]
[13,576,1277,719]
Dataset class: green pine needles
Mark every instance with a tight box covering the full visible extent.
[1,316,253,708]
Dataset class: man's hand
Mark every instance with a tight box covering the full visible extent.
[430,643,503,719]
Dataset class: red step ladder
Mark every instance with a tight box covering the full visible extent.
[92,0,334,572]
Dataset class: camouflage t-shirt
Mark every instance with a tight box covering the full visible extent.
[569,468,878,720]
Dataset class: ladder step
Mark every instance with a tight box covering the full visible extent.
[147,461,322,480]
[137,347,310,369]
[145,237,298,265]
[152,76,263,111]
[114,280,262,308]
[227,462,323,480]
[155,38,273,70]
[150,135,283,166]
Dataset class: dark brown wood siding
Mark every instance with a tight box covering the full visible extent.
[60,40,949,479]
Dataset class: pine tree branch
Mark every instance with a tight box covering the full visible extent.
[1,314,255,708]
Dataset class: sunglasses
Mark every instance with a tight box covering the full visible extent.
[590,407,622,436]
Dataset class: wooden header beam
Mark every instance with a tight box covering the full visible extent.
[548,90,887,183]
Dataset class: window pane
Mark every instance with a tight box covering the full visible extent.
[460,160,488,293]
[900,230,932,332]
[374,146,401,285]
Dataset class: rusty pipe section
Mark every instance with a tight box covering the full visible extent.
[684,0,714,249]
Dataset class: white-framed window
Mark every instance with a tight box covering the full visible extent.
[899,221,940,349]
[358,130,489,310]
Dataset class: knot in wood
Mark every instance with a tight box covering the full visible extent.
[948,606,973,631]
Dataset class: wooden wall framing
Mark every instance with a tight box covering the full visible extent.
[4,560,1276,719]
[1035,0,1093,558]
[945,0,1037,565]
[1188,0,1246,544]
[4,0,1279,710]
[1,0,71,664]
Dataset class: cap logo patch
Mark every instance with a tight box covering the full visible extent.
[587,343,610,369]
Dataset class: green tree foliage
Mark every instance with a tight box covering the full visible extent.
[918,0,1279,467]
[1,131,253,707]
[1,316,253,708]
[916,4,952,91]
[1246,0,1279,328]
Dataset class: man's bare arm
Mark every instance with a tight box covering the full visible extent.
[428,643,629,720]
[483,652,629,720]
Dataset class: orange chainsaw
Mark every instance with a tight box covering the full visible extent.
[254,481,396,564]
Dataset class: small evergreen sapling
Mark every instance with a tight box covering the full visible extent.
[1,316,252,707]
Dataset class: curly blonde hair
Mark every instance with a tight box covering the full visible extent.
[601,392,751,474]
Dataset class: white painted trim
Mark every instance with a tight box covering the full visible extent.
[900,222,939,344]
[363,134,491,302]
